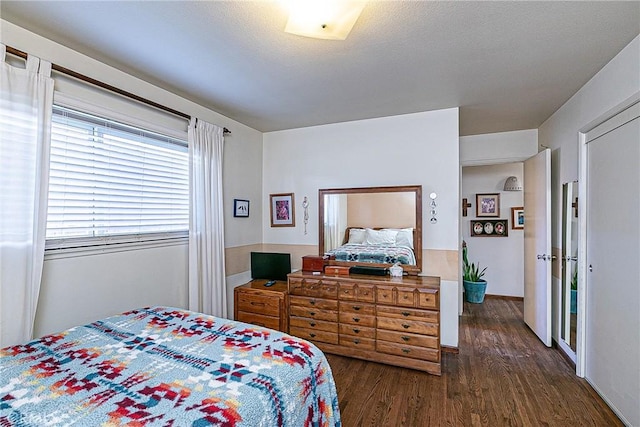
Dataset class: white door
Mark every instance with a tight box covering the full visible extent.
[523,149,552,346]
[584,102,639,426]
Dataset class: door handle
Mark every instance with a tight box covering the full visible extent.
[537,254,545,260]
[589,264,593,272]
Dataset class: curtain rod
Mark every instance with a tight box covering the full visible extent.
[5,45,230,135]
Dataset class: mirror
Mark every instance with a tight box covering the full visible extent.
[561,181,578,353]
[318,185,422,274]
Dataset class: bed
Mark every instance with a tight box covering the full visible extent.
[0,306,341,426]
[325,227,417,265]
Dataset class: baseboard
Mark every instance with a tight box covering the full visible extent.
[441,345,459,354]
[483,294,524,301]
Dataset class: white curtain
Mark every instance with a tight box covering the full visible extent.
[0,45,54,347]
[324,194,344,251]
[188,118,227,318]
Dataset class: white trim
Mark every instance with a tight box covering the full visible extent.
[460,156,529,167]
[53,92,188,141]
[586,378,632,426]
[44,236,188,260]
[585,101,640,143]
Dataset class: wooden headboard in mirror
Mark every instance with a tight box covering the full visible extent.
[319,185,422,274]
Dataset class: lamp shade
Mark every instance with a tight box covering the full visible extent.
[504,176,523,191]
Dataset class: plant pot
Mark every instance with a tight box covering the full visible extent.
[570,289,577,314]
[463,279,487,304]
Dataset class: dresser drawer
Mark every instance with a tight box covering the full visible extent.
[290,295,338,310]
[290,305,338,322]
[376,286,395,305]
[396,288,416,307]
[290,317,338,333]
[418,289,439,310]
[377,317,438,336]
[236,293,281,317]
[339,301,375,316]
[289,278,338,299]
[339,283,376,302]
[339,312,375,327]
[236,312,280,331]
[377,305,438,322]
[339,335,375,351]
[376,329,439,349]
[339,323,375,339]
[376,340,440,362]
[290,327,339,345]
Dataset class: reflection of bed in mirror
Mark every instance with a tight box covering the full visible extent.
[319,185,422,274]
[325,226,416,265]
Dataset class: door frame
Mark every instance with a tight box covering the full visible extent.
[577,92,640,378]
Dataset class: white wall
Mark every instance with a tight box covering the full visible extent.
[462,163,524,297]
[460,129,538,166]
[539,35,640,425]
[3,20,264,334]
[262,109,461,347]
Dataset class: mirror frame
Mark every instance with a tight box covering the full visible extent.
[318,185,422,274]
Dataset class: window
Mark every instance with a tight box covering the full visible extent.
[46,105,189,249]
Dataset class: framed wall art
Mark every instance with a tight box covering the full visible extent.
[476,193,500,217]
[233,199,249,217]
[470,219,509,237]
[511,206,524,229]
[270,193,295,227]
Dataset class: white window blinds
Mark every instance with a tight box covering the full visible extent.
[46,105,189,248]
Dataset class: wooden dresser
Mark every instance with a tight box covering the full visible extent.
[234,279,288,333]
[287,272,441,375]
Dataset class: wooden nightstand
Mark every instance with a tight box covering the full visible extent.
[234,279,289,333]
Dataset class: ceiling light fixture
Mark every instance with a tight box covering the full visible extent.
[284,0,366,40]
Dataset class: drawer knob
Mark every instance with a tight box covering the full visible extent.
[310,333,316,338]
[353,339,360,345]
[402,323,410,329]
[310,300,316,305]
[401,336,410,342]
[401,311,410,316]
[403,295,409,299]
[309,311,316,316]
[310,321,316,327]
[353,328,360,334]
[353,306,361,311]
[402,348,410,354]
[353,317,360,322]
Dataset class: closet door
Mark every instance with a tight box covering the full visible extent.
[585,102,639,426]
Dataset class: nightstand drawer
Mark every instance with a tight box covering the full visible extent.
[237,293,280,317]
[236,311,280,331]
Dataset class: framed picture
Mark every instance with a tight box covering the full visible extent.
[233,199,249,217]
[470,219,509,237]
[270,193,295,227]
[511,206,524,229]
[476,193,500,217]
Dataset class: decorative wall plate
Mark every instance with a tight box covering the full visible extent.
[470,219,509,237]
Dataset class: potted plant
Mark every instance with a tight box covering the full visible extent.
[462,240,488,303]
[570,267,578,314]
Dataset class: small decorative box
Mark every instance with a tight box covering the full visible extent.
[324,265,350,276]
[302,255,326,272]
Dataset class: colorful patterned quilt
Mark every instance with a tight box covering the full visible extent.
[327,243,416,265]
[0,306,341,427]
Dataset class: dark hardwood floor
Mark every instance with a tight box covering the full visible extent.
[325,298,621,426]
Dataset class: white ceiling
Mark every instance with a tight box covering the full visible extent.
[1,1,638,136]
